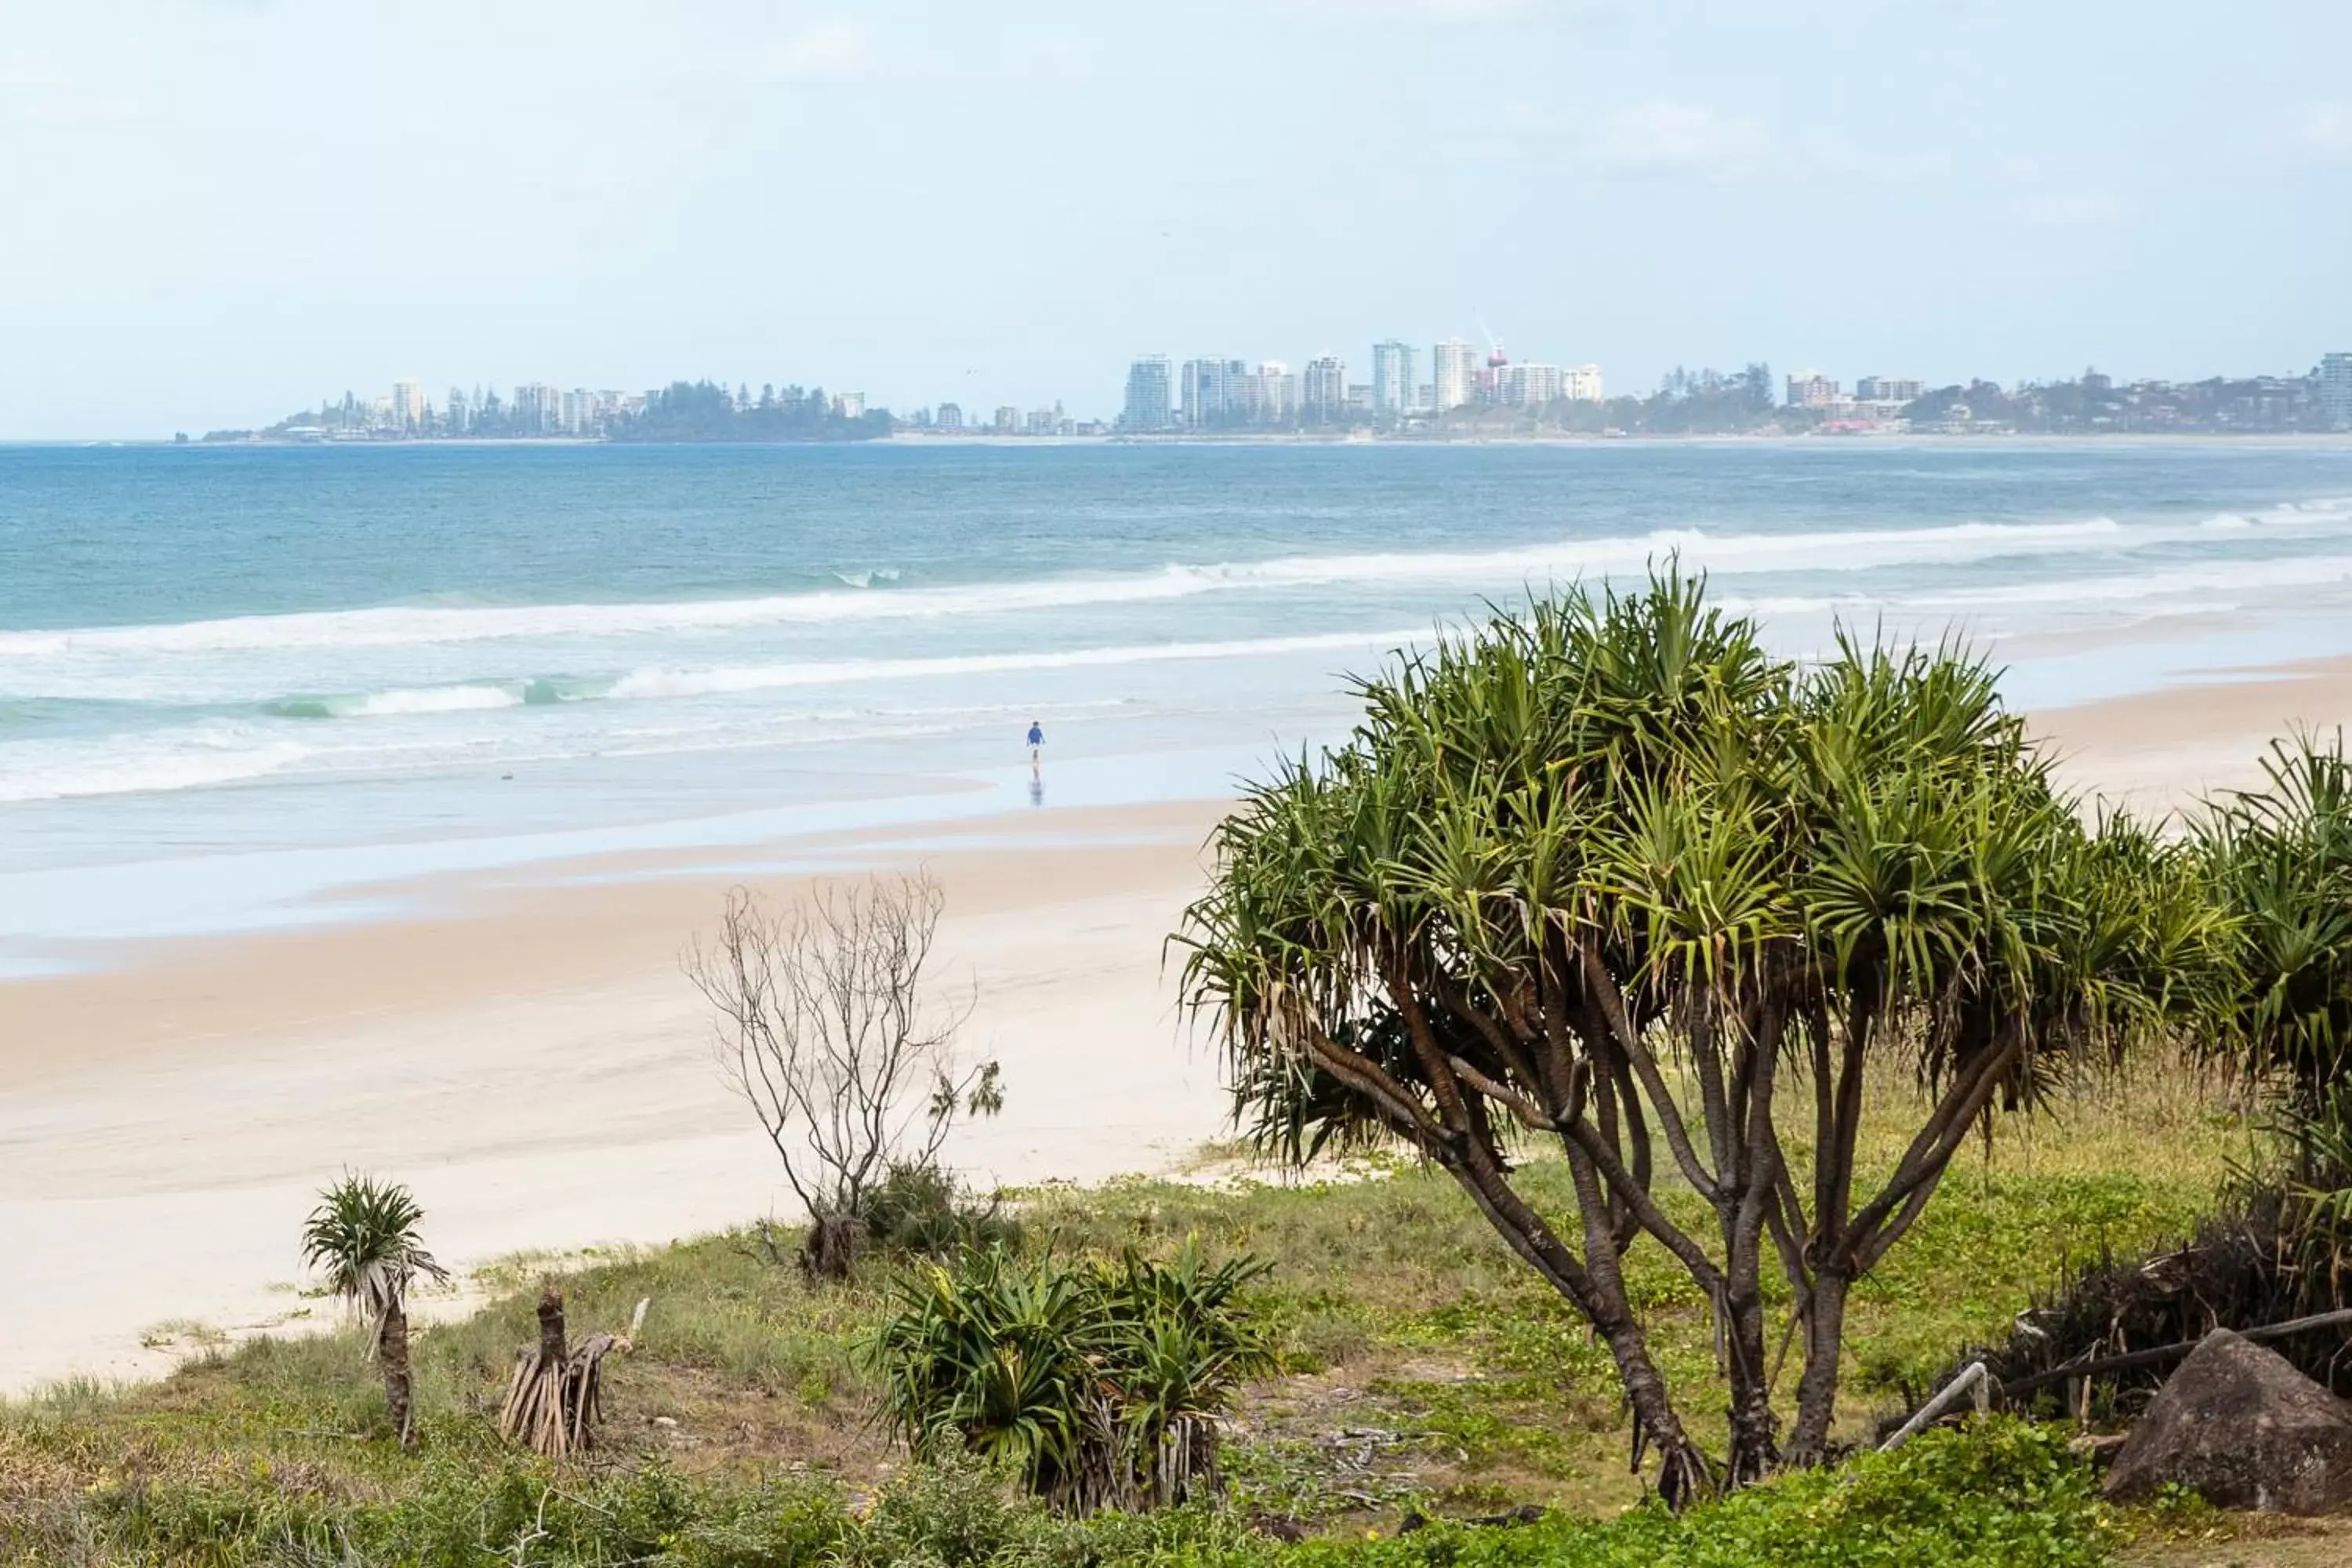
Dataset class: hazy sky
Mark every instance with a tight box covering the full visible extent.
[5,1,2349,437]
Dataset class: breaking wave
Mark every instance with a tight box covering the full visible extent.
[0,515,2172,659]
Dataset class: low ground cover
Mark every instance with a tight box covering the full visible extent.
[0,1056,2247,1564]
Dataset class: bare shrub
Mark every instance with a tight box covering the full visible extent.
[688,875,1002,1278]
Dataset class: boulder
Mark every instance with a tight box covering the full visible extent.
[2104,1328,2352,1515]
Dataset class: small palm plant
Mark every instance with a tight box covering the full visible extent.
[301,1174,449,1449]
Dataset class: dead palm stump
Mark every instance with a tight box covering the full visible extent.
[497,1283,644,1459]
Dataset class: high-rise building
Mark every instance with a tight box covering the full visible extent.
[1181,358,1245,427]
[1244,361,1295,425]
[1497,362,1564,408]
[1120,356,1174,432]
[2321,353,2352,430]
[445,387,470,435]
[993,405,1021,434]
[512,382,558,432]
[1432,338,1479,412]
[1301,355,1347,423]
[1371,340,1415,414]
[1566,365,1605,403]
[936,401,964,431]
[832,390,866,419]
[1786,371,1840,409]
[1855,376,1923,404]
[390,379,426,432]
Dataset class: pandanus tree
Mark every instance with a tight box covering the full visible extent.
[301,1174,449,1449]
[2198,734,2352,1104]
[1178,575,2191,1501]
[2194,734,2352,1259]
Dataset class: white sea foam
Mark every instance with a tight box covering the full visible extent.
[350,684,526,717]
[0,515,2174,659]
[0,724,310,804]
[1915,554,2352,609]
[605,629,1427,702]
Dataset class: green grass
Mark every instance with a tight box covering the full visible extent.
[0,1054,2250,1563]
[0,1419,2113,1566]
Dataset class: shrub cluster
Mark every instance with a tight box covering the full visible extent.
[866,1241,1276,1513]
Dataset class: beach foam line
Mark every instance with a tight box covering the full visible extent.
[604,629,1428,701]
[0,723,311,804]
[265,682,539,720]
[0,515,2194,659]
[1911,552,2352,610]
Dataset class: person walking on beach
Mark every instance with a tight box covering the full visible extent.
[1026,719,1044,765]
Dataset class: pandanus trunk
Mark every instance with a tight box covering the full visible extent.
[537,1283,568,1374]
[1785,1269,1851,1464]
[1721,1279,1779,1485]
[379,1301,417,1449]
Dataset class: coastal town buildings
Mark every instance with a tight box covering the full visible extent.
[230,344,2352,446]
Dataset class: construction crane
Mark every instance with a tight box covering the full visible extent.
[1475,313,1509,372]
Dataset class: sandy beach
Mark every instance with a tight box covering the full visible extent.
[5,655,2352,1396]
[0,800,1233,1393]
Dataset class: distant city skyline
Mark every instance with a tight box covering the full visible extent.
[4,2,2348,438]
[202,346,2352,443]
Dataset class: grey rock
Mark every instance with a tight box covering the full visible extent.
[2104,1329,2352,1515]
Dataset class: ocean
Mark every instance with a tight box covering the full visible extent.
[7,438,2352,969]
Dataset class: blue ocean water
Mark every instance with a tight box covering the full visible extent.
[6,440,2352,964]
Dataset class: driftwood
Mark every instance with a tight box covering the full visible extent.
[496,1284,649,1459]
[1997,1305,2352,1402]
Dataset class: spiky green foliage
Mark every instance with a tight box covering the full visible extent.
[2187,732,2352,1312]
[2197,732,2352,1098]
[866,1242,1274,1512]
[300,1173,448,1338]
[1178,573,2193,1497]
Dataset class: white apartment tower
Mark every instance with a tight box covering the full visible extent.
[1497,362,1564,407]
[1566,364,1604,403]
[1246,361,1296,424]
[390,379,426,432]
[1432,338,1479,412]
[1301,355,1347,423]
[1371,340,1415,413]
[2321,352,2352,430]
[1786,371,1840,409]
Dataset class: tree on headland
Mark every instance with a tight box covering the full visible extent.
[688,875,1004,1279]
[1177,574,2201,1503]
[300,1174,449,1449]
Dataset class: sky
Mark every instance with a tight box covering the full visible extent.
[3,0,2349,437]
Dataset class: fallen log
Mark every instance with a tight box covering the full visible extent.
[1998,1305,2352,1402]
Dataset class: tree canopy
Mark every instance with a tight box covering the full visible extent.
[1178,575,2211,1501]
